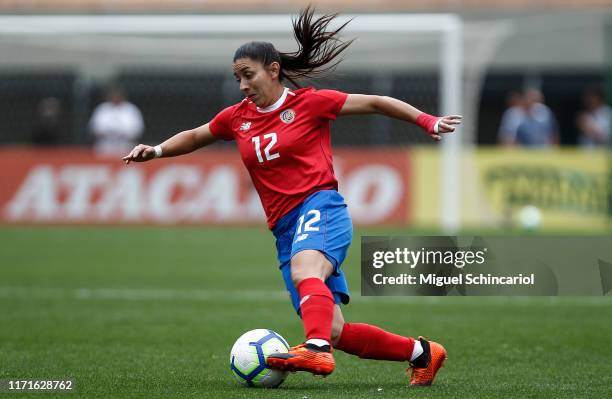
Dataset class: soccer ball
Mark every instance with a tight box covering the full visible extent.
[229,329,290,388]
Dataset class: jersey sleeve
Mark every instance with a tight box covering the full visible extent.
[310,89,349,121]
[209,105,236,141]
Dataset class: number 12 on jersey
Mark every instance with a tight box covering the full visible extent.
[252,133,280,163]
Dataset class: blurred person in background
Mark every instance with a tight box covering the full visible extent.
[576,88,611,148]
[31,97,62,146]
[89,85,144,155]
[499,88,559,147]
[498,91,526,146]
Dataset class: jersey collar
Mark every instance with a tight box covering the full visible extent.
[256,87,289,113]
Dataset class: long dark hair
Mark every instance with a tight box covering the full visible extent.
[233,5,354,87]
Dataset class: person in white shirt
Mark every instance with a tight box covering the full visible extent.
[89,85,144,155]
[577,88,611,149]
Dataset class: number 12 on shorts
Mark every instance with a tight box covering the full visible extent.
[294,210,320,243]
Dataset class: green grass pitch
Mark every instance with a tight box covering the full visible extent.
[1,227,611,398]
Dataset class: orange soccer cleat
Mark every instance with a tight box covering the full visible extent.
[408,337,447,386]
[266,343,335,376]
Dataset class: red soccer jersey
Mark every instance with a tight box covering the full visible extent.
[209,87,348,229]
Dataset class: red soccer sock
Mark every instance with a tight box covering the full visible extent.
[335,323,415,361]
[297,277,335,343]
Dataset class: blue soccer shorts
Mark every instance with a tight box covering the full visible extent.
[272,189,353,315]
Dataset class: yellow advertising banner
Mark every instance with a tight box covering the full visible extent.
[413,147,610,231]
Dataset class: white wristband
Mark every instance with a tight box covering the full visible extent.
[153,145,163,158]
[433,118,441,134]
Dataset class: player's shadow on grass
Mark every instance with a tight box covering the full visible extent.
[279,379,409,391]
[180,378,446,396]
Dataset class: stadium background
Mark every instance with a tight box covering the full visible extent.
[1,1,611,398]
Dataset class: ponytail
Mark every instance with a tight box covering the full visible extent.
[233,5,354,87]
[280,5,354,86]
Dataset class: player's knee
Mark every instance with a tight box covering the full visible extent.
[290,263,319,286]
[290,251,333,285]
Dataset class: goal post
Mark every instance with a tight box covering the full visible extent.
[0,14,463,232]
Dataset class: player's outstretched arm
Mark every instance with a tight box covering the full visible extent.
[339,94,462,141]
[122,122,217,164]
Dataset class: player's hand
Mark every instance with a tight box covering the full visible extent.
[122,144,156,165]
[430,115,463,141]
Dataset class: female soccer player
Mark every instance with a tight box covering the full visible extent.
[123,6,461,387]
